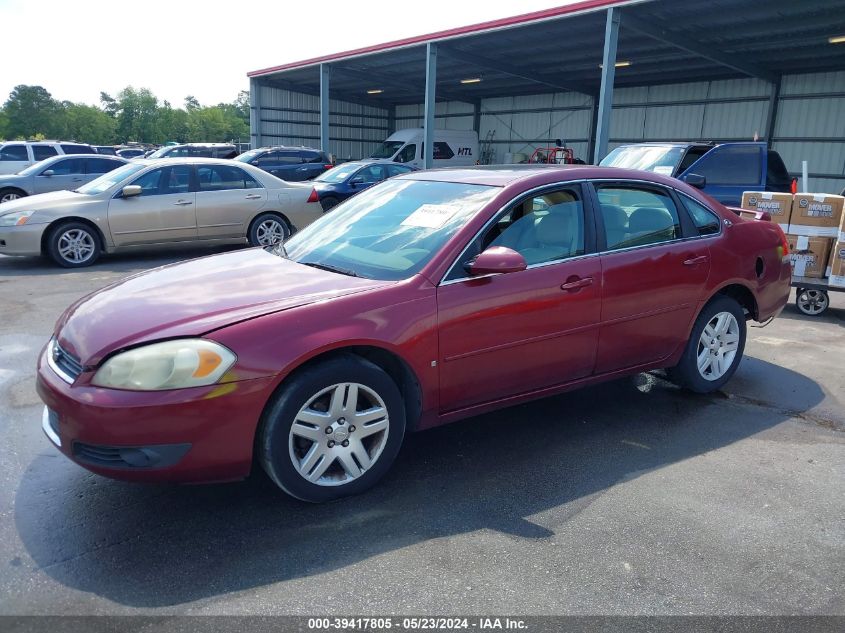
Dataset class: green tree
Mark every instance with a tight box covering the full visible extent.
[63,104,116,144]
[107,87,161,143]
[3,85,63,139]
[0,108,8,140]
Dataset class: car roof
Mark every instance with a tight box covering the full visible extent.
[396,164,690,188]
[252,145,323,152]
[131,157,254,166]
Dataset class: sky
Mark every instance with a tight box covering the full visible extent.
[0,0,584,108]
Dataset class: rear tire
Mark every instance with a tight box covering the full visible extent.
[795,288,829,316]
[45,221,101,268]
[248,213,290,247]
[321,196,340,212]
[0,188,27,203]
[668,296,746,393]
[258,355,405,502]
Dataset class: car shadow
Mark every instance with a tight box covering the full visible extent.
[0,245,244,278]
[14,360,824,607]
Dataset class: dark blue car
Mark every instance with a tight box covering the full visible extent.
[235,146,334,182]
[312,161,415,210]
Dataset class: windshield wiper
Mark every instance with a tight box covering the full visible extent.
[300,261,361,277]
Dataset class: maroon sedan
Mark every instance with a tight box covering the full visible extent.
[37,166,791,502]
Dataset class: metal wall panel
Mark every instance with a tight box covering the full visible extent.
[781,71,845,95]
[643,104,707,139]
[701,101,768,139]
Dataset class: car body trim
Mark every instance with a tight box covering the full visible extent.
[41,406,61,447]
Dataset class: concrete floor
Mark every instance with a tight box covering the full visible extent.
[0,248,842,616]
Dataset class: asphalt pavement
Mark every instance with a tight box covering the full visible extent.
[0,248,842,616]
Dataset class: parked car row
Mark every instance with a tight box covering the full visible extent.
[0,154,127,202]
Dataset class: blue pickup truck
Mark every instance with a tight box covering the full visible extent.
[600,142,792,206]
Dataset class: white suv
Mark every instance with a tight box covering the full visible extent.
[0,141,95,175]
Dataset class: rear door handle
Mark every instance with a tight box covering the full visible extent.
[245,194,262,199]
[560,276,593,292]
[683,255,709,266]
[173,200,193,206]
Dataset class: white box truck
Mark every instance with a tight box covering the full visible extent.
[369,128,478,169]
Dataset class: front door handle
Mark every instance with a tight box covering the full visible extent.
[560,276,593,292]
[683,255,709,266]
[173,200,193,206]
[245,194,262,199]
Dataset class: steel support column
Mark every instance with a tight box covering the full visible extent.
[319,64,331,154]
[423,43,437,169]
[765,76,782,148]
[249,78,262,148]
[388,105,396,135]
[593,8,620,164]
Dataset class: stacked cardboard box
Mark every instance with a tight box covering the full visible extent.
[788,235,831,278]
[789,193,844,238]
[827,225,845,288]
[740,191,792,231]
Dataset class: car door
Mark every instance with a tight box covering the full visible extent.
[0,144,32,175]
[437,183,602,413]
[678,143,765,206]
[349,164,385,195]
[591,181,710,375]
[195,164,266,239]
[301,150,327,180]
[106,165,197,246]
[33,157,86,194]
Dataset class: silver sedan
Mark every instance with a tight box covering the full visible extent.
[0,158,324,267]
[0,154,128,203]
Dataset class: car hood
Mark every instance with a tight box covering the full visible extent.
[0,189,101,216]
[56,248,391,366]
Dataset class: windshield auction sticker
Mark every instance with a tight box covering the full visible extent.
[401,204,465,229]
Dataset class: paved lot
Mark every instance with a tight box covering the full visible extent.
[0,249,843,616]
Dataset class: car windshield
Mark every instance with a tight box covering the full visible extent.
[600,145,686,175]
[18,159,58,176]
[281,179,498,281]
[234,149,262,163]
[315,164,361,183]
[146,147,171,159]
[370,141,405,159]
[76,163,147,194]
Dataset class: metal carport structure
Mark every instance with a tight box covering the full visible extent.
[247,0,845,191]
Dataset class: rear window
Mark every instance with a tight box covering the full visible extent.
[60,144,93,154]
[766,151,792,191]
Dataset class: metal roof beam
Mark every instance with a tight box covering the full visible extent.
[439,46,598,97]
[333,64,472,104]
[621,13,778,83]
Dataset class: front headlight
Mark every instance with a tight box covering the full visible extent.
[0,210,35,226]
[92,339,237,391]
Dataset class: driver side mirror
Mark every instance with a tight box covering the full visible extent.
[41,169,55,177]
[350,176,365,186]
[121,185,142,198]
[465,246,528,276]
[683,173,706,189]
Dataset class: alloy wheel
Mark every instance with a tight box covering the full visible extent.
[696,311,740,381]
[797,289,829,316]
[288,382,390,486]
[255,218,286,245]
[1,192,21,203]
[57,229,96,264]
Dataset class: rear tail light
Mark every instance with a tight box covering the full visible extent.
[307,188,319,203]
[323,164,334,170]
[774,223,789,258]
[790,178,798,194]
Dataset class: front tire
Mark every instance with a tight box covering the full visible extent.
[669,296,746,393]
[46,221,101,268]
[258,355,406,502]
[248,213,290,247]
[0,188,27,203]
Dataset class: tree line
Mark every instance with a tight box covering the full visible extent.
[0,85,250,145]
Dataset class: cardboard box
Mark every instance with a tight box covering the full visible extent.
[789,193,844,237]
[828,240,845,288]
[741,191,792,231]
[787,234,832,279]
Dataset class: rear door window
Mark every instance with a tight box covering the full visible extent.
[386,164,412,177]
[33,145,59,161]
[197,165,262,191]
[86,158,124,174]
[59,144,92,155]
[766,151,792,191]
[680,195,722,236]
[596,185,682,250]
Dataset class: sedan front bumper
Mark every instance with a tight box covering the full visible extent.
[36,343,277,483]
[0,222,47,256]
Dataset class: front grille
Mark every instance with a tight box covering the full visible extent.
[74,443,127,467]
[50,339,84,382]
